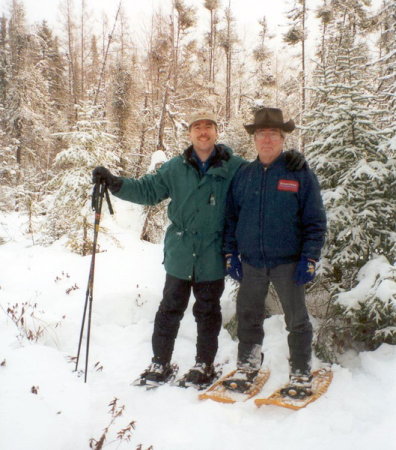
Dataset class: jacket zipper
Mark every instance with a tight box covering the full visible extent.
[259,166,268,262]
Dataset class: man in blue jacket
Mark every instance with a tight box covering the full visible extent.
[223,108,326,397]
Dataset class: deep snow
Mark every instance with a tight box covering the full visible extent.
[1,200,396,450]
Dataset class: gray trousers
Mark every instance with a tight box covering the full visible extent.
[237,262,312,374]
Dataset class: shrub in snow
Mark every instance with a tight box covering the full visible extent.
[314,256,396,363]
[89,398,152,450]
[4,301,64,344]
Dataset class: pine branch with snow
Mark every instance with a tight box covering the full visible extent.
[314,256,396,362]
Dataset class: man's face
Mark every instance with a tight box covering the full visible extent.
[254,127,284,164]
[189,120,218,154]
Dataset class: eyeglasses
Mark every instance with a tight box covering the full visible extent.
[254,130,282,141]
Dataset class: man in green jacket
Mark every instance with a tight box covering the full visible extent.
[93,111,305,388]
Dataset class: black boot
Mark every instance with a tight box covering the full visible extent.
[133,360,174,387]
[178,362,217,389]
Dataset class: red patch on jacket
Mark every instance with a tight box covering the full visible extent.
[277,179,299,192]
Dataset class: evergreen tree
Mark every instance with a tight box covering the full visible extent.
[218,4,238,124]
[204,0,220,93]
[45,102,120,254]
[374,0,396,174]
[85,35,100,96]
[0,15,8,107]
[376,0,396,121]
[305,20,395,291]
[0,15,12,207]
[252,17,275,103]
[36,21,67,111]
[305,4,396,360]
[0,1,55,213]
[110,56,146,177]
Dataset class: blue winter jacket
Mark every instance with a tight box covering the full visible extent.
[223,153,326,268]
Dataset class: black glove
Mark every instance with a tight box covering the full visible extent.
[284,149,307,171]
[92,166,123,193]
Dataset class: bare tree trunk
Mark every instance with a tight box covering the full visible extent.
[224,5,233,124]
[119,7,126,60]
[157,70,171,151]
[65,0,78,121]
[172,6,180,94]
[135,93,149,178]
[205,0,219,93]
[209,9,214,87]
[300,0,306,153]
[94,1,122,105]
[80,0,85,100]
[226,46,231,123]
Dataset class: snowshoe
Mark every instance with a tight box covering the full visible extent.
[222,367,260,393]
[176,362,222,390]
[255,369,332,410]
[131,362,178,390]
[199,368,271,404]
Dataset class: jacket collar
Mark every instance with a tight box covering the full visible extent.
[254,151,286,169]
[183,144,231,178]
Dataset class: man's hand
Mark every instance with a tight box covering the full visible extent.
[293,257,317,285]
[284,149,307,171]
[225,253,243,282]
[92,166,123,193]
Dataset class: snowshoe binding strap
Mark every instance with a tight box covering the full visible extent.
[222,378,252,393]
[280,385,313,399]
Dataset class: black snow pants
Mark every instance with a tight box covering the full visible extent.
[152,274,224,365]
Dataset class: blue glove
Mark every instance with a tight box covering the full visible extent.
[293,257,317,285]
[225,253,243,282]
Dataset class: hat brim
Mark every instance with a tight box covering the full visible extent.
[244,119,295,135]
[189,118,217,128]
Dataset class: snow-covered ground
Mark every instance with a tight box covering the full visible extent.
[1,201,396,450]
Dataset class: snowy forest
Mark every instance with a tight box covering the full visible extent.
[0,0,396,449]
[0,0,395,380]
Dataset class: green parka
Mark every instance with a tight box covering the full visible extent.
[114,144,245,282]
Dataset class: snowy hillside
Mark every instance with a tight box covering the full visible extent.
[1,200,396,450]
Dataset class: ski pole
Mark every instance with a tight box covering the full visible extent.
[75,180,113,382]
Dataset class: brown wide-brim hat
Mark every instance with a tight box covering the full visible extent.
[244,108,295,134]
